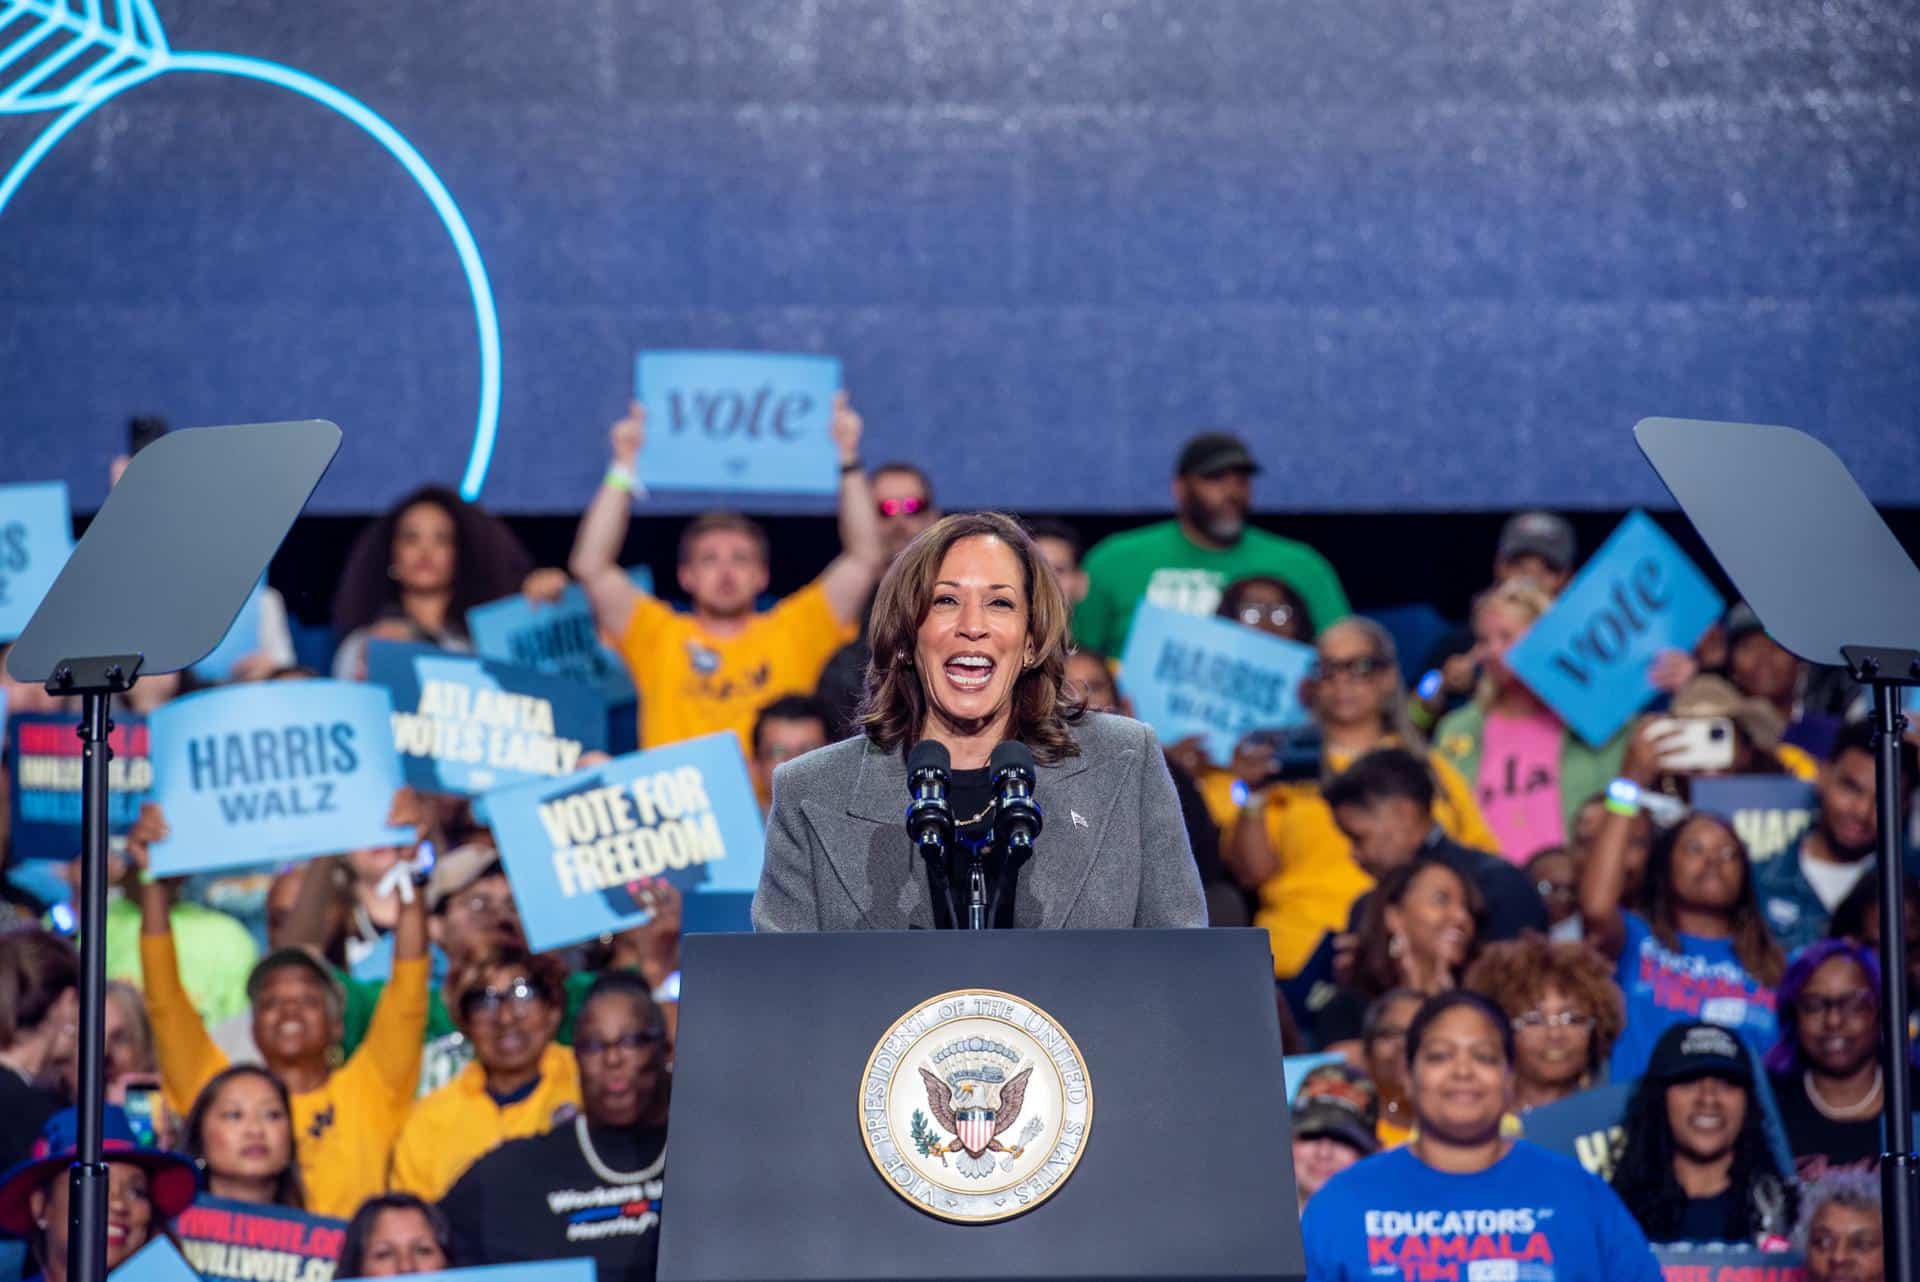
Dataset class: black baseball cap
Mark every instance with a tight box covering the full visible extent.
[1496,511,1576,572]
[1647,1021,1753,1087]
[247,946,345,1010]
[1176,432,1261,478]
[1290,1063,1380,1156]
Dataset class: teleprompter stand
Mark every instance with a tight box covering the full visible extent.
[1637,417,1920,1282]
[6,421,340,1282]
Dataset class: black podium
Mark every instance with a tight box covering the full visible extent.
[660,929,1304,1282]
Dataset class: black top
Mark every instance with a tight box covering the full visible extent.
[0,1071,64,1170]
[921,766,1024,929]
[440,1117,666,1282]
[1669,1189,1740,1245]
[1770,1066,1920,1181]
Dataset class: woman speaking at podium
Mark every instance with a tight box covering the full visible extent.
[753,512,1205,932]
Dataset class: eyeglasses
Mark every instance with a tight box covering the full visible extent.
[448,892,515,919]
[1512,1010,1596,1032]
[877,496,928,518]
[1808,1229,1881,1256]
[1237,604,1295,629]
[575,1028,668,1059]
[460,977,548,1020]
[1314,656,1384,682]
[1794,991,1876,1021]
[1535,879,1576,903]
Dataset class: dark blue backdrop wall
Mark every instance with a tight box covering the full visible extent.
[3,0,1916,515]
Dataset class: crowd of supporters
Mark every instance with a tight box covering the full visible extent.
[0,406,1912,1282]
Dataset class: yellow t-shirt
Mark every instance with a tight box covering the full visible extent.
[619,580,856,750]
[389,1039,580,1201]
[1243,747,1497,979]
[141,934,428,1219]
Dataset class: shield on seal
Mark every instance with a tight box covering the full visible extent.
[956,1108,995,1156]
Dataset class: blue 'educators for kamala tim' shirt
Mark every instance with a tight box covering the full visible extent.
[1607,909,1778,1082]
[1301,1140,1661,1282]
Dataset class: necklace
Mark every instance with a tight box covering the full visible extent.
[1804,1067,1882,1121]
[954,799,997,827]
[574,1115,665,1185]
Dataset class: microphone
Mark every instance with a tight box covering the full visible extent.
[906,740,954,852]
[989,740,1042,855]
[906,740,959,929]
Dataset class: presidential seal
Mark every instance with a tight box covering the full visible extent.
[859,989,1092,1224]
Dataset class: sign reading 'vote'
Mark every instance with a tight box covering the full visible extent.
[148,680,412,876]
[367,642,607,796]
[636,349,843,495]
[1505,511,1724,747]
[487,733,764,952]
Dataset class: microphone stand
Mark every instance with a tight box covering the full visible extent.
[965,849,988,931]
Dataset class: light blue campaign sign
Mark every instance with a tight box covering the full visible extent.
[192,579,266,682]
[148,680,413,876]
[116,1235,208,1282]
[1282,1052,1344,1103]
[1505,510,1724,748]
[1117,602,1315,763]
[636,349,842,495]
[395,1264,595,1282]
[367,642,608,796]
[486,732,765,953]
[466,568,654,705]
[0,481,73,642]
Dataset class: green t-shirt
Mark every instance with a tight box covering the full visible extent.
[1074,519,1351,656]
[104,895,259,1027]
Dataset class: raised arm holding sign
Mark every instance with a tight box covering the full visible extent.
[567,395,883,750]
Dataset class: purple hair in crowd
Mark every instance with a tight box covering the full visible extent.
[1763,938,1881,1075]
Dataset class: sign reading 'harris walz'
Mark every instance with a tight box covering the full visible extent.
[1118,602,1315,763]
[366,642,607,796]
[486,733,764,952]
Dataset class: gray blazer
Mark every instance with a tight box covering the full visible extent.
[752,713,1206,931]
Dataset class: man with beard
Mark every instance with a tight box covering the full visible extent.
[1754,722,1916,955]
[570,398,886,751]
[1073,432,1348,655]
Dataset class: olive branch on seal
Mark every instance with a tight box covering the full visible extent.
[910,1109,947,1161]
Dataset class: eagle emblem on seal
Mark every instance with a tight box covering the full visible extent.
[911,1036,1042,1179]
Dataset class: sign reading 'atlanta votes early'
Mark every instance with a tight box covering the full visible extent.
[147,681,413,877]
[486,733,764,952]
[367,642,606,796]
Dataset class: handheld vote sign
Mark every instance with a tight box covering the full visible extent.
[148,680,413,877]
[636,349,843,495]
[366,642,608,796]
[6,712,151,860]
[466,568,654,705]
[191,579,267,682]
[1690,776,1818,865]
[486,733,765,953]
[0,481,73,642]
[177,1198,345,1282]
[1515,1080,1634,1180]
[1505,510,1724,747]
[1118,602,1315,763]
[114,1238,203,1282]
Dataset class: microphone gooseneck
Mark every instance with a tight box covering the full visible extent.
[905,740,960,928]
[987,741,1042,927]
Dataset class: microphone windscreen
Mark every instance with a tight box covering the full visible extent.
[907,739,952,781]
[988,739,1036,780]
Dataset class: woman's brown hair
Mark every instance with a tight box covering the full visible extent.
[0,929,77,1049]
[859,512,1082,763]
[184,1065,308,1210]
[1348,857,1486,1003]
[1464,936,1626,1075]
[1646,813,1784,986]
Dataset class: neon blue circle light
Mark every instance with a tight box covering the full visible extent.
[0,0,502,499]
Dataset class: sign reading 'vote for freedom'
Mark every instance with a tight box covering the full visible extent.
[1118,602,1315,763]
[1506,511,1724,747]
[487,733,764,952]
[0,481,73,641]
[148,681,413,877]
[367,642,607,796]
[636,349,843,495]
